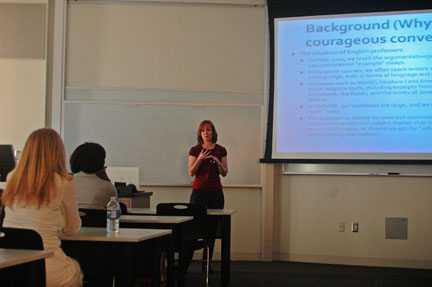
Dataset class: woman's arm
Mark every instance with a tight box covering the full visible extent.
[210,155,228,177]
[62,179,81,235]
[188,149,211,176]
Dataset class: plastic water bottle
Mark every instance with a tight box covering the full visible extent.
[106,196,120,232]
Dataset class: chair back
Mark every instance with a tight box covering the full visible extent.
[156,203,207,218]
[0,227,46,286]
[0,189,4,227]
[119,202,128,215]
[156,203,212,241]
[0,227,44,250]
[79,208,107,227]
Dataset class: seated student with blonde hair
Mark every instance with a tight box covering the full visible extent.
[70,142,117,210]
[2,128,82,287]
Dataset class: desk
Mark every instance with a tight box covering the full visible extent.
[129,208,236,287]
[120,215,192,287]
[60,227,172,287]
[121,215,192,225]
[0,248,53,286]
[129,208,237,216]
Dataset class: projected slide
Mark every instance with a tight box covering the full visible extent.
[273,10,432,160]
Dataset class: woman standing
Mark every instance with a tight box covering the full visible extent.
[2,128,82,287]
[188,120,228,272]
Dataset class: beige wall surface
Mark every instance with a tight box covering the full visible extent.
[0,59,46,149]
[0,0,47,150]
[0,2,46,59]
[274,172,432,268]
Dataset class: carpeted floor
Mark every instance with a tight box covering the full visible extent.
[184,260,432,287]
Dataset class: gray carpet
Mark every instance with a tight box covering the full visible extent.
[184,261,432,287]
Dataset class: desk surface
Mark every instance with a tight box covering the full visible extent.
[129,208,237,216]
[59,227,171,242]
[120,215,193,224]
[0,249,54,269]
[118,191,153,198]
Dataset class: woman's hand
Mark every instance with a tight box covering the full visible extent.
[210,155,228,177]
[197,149,211,162]
[189,149,211,176]
[208,155,221,165]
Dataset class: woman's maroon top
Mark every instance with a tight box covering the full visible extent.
[189,144,227,191]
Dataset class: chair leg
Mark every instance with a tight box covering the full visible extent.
[206,246,210,287]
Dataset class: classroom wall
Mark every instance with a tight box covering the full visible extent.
[0,0,47,150]
[273,171,432,269]
[4,0,431,269]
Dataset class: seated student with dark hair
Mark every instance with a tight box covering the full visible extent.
[70,142,117,210]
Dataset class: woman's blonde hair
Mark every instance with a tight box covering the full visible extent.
[2,128,71,209]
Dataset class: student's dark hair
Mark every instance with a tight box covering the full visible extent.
[197,120,218,145]
[70,142,106,174]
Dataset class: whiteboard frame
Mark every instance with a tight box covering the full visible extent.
[51,0,267,186]
[282,163,432,177]
[51,0,266,134]
[67,0,266,6]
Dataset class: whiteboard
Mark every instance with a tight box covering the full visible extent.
[105,167,140,187]
[64,103,262,185]
[63,1,265,185]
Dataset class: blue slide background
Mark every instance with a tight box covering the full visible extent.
[274,11,432,158]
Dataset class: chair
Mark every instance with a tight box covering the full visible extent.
[80,200,126,227]
[156,203,212,287]
[0,227,46,286]
[79,202,126,227]
[76,209,116,286]
[0,189,4,227]
[79,208,106,227]
[119,202,128,215]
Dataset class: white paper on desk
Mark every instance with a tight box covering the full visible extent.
[106,167,140,187]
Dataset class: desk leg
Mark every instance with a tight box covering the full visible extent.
[178,226,186,287]
[166,234,175,287]
[29,259,45,287]
[124,245,134,287]
[221,215,231,287]
[151,238,162,287]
